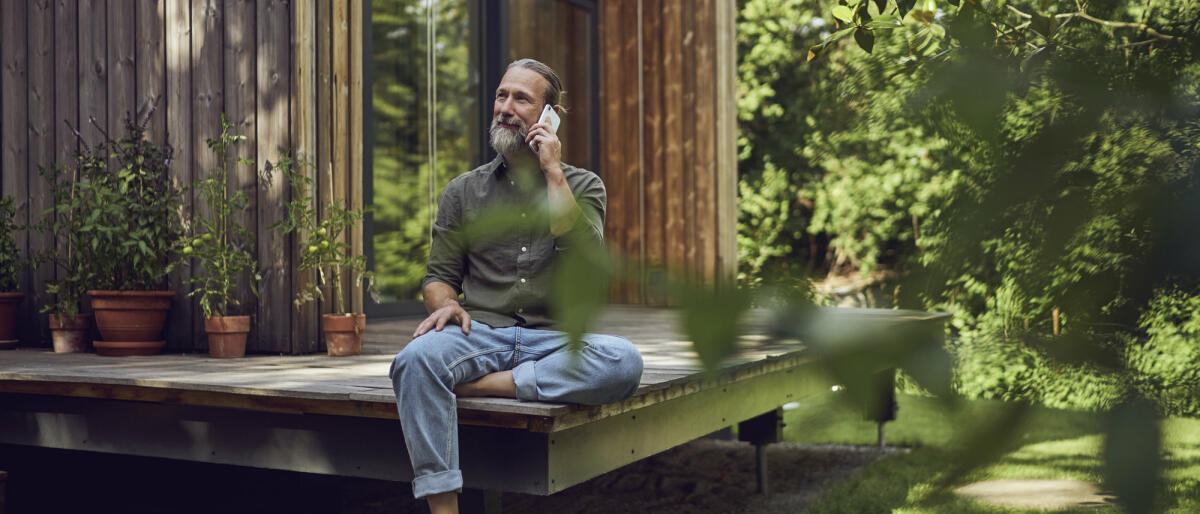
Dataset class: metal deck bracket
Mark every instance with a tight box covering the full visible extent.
[737,407,784,494]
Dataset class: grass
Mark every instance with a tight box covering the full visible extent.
[781,391,1200,513]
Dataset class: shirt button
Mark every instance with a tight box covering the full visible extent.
[520,278,527,283]
[518,308,525,313]
[521,212,526,218]
[521,246,527,252]
[509,180,515,186]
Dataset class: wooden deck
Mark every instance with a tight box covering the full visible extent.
[0,306,949,495]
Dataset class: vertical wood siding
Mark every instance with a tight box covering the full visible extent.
[1,0,363,354]
[2,0,736,350]
[598,0,738,304]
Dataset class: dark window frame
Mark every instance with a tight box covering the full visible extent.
[363,0,599,320]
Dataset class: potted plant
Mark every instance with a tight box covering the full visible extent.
[30,163,102,353]
[182,115,260,358]
[80,112,184,356]
[271,153,377,356]
[0,196,25,350]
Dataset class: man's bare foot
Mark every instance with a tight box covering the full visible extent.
[453,370,517,398]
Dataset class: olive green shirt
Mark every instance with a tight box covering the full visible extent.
[421,156,606,329]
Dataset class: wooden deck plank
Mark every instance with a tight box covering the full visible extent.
[0,307,946,432]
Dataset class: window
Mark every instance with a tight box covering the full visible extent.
[365,0,598,317]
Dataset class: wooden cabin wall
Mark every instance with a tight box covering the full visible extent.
[0,0,364,354]
[598,0,738,305]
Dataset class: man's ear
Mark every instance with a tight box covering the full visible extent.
[552,104,563,115]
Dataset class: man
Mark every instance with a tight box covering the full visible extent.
[389,59,644,514]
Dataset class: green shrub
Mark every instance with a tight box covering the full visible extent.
[1129,288,1200,417]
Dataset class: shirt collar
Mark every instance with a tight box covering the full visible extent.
[483,155,506,181]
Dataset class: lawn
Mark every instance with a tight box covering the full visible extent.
[782,391,1200,513]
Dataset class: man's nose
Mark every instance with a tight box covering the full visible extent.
[495,97,515,115]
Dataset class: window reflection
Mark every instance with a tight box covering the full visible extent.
[371,0,477,302]
[368,0,595,307]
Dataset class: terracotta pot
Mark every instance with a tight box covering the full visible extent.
[323,313,366,357]
[49,313,92,353]
[92,340,167,356]
[0,292,23,349]
[205,315,250,358]
[88,290,174,356]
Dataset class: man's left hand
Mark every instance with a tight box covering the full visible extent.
[525,117,563,178]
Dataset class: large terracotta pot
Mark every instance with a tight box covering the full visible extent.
[323,313,366,357]
[205,315,250,358]
[88,290,174,356]
[0,292,23,349]
[49,313,92,353]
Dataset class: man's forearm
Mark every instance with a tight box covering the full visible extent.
[545,170,582,236]
[422,281,462,314]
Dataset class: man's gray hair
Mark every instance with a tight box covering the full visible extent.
[507,58,566,112]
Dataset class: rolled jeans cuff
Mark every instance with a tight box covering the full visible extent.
[412,469,463,499]
[511,360,539,401]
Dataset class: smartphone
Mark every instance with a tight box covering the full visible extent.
[529,104,561,152]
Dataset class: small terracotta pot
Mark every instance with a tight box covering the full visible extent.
[49,313,92,353]
[323,313,366,357]
[205,315,251,358]
[88,290,174,342]
[0,292,23,349]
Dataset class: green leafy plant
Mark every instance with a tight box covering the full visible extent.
[77,113,184,290]
[30,163,103,318]
[270,152,378,314]
[0,196,23,292]
[181,115,260,319]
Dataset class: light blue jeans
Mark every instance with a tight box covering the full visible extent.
[388,320,644,499]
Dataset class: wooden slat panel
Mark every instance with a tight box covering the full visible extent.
[600,0,624,302]
[54,0,80,169]
[642,2,665,305]
[662,0,685,285]
[107,0,136,152]
[135,0,166,145]
[316,0,332,327]
[28,0,55,346]
[331,0,350,315]
[714,0,738,284]
[224,0,257,333]
[78,0,106,148]
[622,0,641,303]
[681,1,698,283]
[349,0,363,315]
[694,0,717,285]
[164,0,194,350]
[135,1,167,145]
[291,0,319,354]
[1,1,30,343]
[53,0,80,317]
[257,0,291,352]
[192,0,224,348]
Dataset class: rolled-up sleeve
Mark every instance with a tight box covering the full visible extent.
[555,171,607,250]
[422,179,467,294]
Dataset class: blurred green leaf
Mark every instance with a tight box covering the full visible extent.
[550,233,613,352]
[678,282,753,371]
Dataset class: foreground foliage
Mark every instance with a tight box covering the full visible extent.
[788,393,1200,513]
[732,0,1200,510]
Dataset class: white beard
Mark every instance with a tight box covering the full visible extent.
[489,114,530,156]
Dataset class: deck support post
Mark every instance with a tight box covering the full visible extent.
[737,408,783,495]
[864,368,898,448]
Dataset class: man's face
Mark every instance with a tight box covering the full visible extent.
[489,67,548,157]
